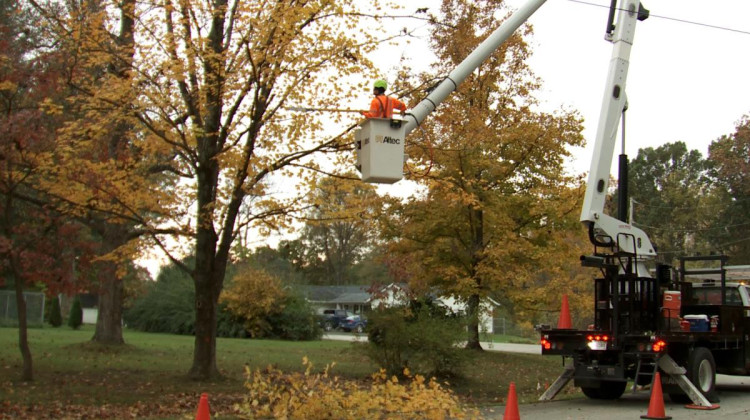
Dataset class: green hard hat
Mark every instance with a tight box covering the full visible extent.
[373,79,387,89]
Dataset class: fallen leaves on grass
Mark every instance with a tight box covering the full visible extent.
[0,392,244,419]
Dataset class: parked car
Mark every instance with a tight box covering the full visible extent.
[317,309,352,331]
[340,315,367,333]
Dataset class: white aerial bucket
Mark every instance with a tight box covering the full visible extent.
[355,118,406,184]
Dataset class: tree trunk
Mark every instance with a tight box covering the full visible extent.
[465,206,484,350]
[189,161,223,380]
[465,292,483,350]
[13,272,33,381]
[189,271,220,380]
[91,224,127,345]
[88,0,134,347]
[92,260,124,345]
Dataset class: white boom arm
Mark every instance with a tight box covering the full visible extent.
[356,0,547,184]
[579,0,656,259]
[402,0,548,136]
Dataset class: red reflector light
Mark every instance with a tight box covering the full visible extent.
[587,334,610,342]
[652,340,667,352]
[540,339,551,350]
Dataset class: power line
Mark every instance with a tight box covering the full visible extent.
[634,221,750,233]
[655,235,750,255]
[632,197,750,211]
[567,0,750,36]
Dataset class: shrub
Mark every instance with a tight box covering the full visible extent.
[221,267,321,341]
[124,260,247,337]
[123,267,196,335]
[47,295,62,327]
[366,300,466,378]
[124,260,312,340]
[220,267,286,337]
[67,296,83,329]
[236,357,472,419]
[266,293,322,341]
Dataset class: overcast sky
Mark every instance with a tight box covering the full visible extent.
[363,0,750,180]
[142,1,750,274]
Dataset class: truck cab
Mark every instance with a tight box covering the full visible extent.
[688,282,749,307]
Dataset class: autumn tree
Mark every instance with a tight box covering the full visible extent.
[22,0,175,348]
[382,0,587,348]
[0,0,101,380]
[33,0,407,379]
[707,116,750,262]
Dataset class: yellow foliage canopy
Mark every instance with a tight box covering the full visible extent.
[220,267,287,337]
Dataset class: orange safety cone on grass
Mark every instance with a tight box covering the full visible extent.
[640,372,671,419]
[195,393,210,420]
[503,382,520,420]
[557,294,572,329]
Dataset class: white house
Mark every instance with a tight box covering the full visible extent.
[368,283,500,333]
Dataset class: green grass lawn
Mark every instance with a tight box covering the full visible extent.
[0,326,580,418]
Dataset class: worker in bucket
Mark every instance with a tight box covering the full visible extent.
[361,79,407,119]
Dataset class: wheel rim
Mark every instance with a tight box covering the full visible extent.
[697,359,713,392]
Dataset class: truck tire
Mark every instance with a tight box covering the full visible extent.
[668,347,719,403]
[581,381,626,400]
[324,321,334,332]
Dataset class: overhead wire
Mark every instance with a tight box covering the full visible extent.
[566,0,750,36]
[632,197,750,211]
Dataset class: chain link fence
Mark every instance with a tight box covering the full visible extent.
[492,317,533,337]
[0,290,45,327]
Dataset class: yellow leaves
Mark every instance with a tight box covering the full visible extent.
[238,357,473,419]
[0,80,17,91]
[219,266,287,336]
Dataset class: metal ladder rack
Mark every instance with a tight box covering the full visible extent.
[632,355,657,392]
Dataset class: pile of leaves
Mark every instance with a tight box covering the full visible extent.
[236,357,475,419]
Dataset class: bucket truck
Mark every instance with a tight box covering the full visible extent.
[538,1,750,409]
[353,0,750,410]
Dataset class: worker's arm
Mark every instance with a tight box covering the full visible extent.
[394,99,407,115]
[361,97,381,118]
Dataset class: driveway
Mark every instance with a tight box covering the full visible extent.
[323,332,540,354]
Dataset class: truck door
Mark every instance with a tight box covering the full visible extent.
[742,285,750,371]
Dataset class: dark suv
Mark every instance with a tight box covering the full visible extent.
[318,309,352,331]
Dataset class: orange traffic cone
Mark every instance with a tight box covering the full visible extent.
[640,372,671,419]
[503,382,520,420]
[557,294,572,329]
[195,393,210,420]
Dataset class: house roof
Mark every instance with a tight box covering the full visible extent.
[329,292,372,304]
[295,285,371,303]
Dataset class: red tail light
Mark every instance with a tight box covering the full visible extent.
[541,338,551,350]
[652,339,667,352]
[586,333,610,350]
[586,334,610,342]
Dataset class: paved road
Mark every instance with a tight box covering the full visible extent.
[482,376,750,419]
[324,332,750,419]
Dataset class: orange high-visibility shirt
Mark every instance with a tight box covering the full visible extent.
[362,94,406,119]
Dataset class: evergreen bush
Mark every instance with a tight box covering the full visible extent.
[48,295,62,327]
[267,293,322,341]
[366,299,466,378]
[67,296,83,329]
[124,260,253,337]
[124,268,196,334]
